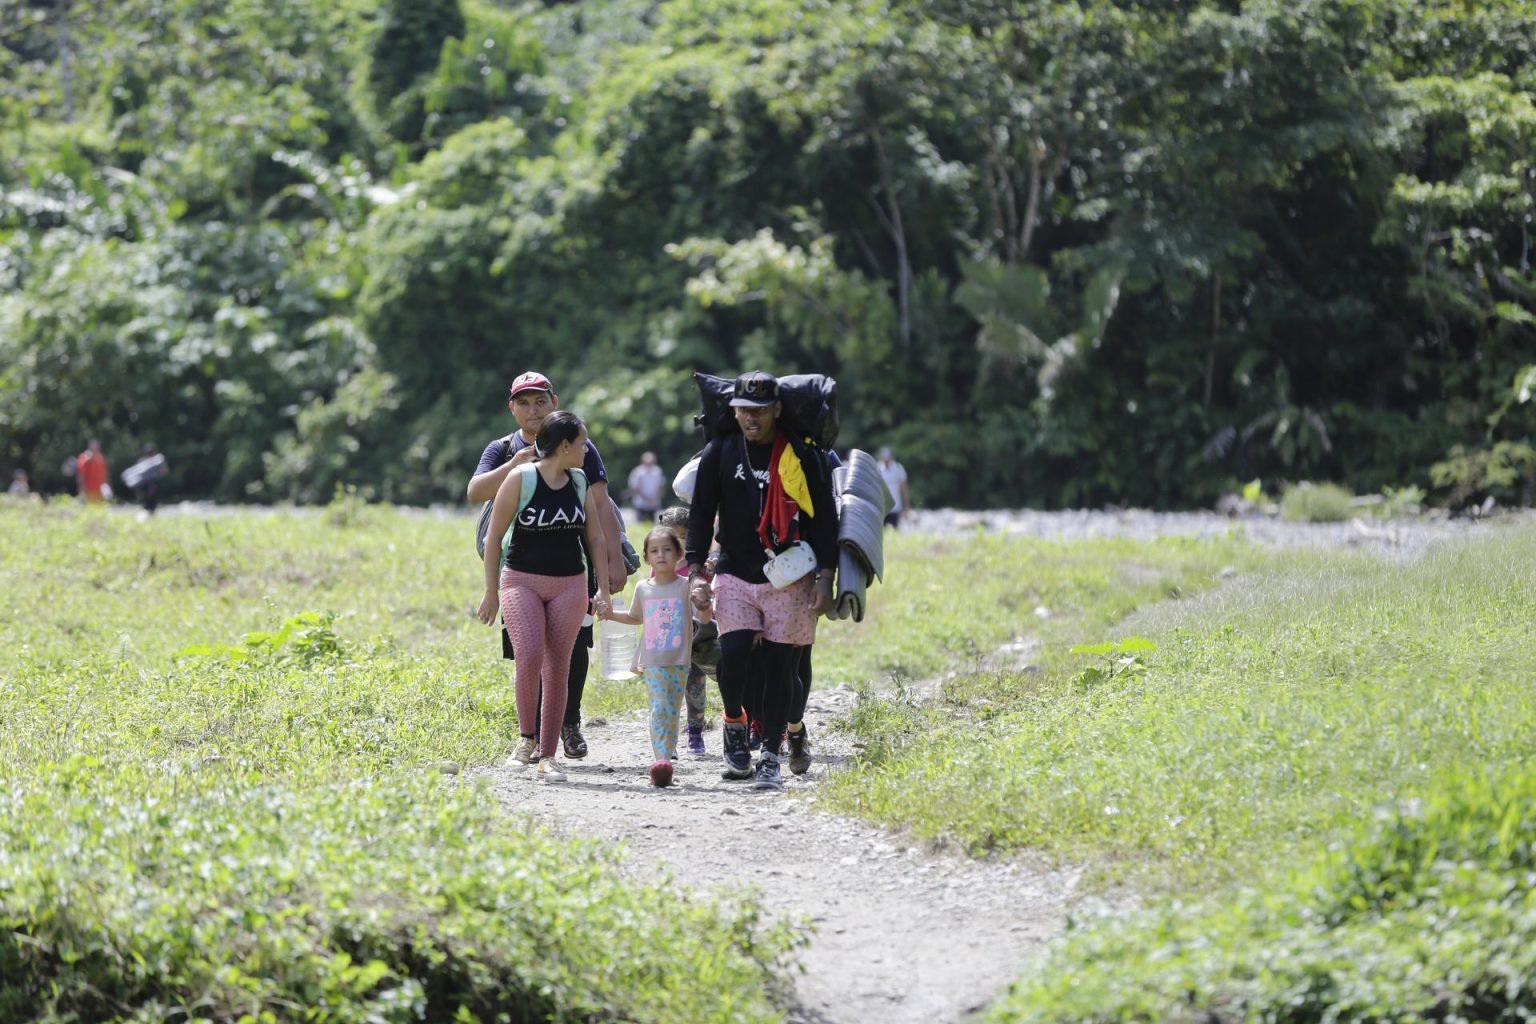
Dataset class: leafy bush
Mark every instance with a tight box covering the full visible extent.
[0,776,797,1023]
[1429,440,1536,509]
[1280,481,1355,522]
[986,762,1536,1023]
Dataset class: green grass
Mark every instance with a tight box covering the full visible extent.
[805,528,1279,686]
[12,497,1529,1022]
[0,499,798,1022]
[987,762,1536,1022]
[1281,480,1355,522]
[797,512,1536,1022]
[0,775,799,1023]
[823,523,1536,888]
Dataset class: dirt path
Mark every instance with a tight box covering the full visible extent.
[468,511,1516,1020]
[476,678,1076,1024]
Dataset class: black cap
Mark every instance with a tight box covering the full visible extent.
[730,371,780,408]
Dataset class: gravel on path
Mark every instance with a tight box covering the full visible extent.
[476,680,1075,1024]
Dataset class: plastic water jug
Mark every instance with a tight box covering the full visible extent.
[597,597,637,680]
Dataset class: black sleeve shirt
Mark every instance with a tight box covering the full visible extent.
[686,431,838,585]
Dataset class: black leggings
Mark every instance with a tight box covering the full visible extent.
[718,629,801,744]
[789,645,813,724]
[565,639,588,726]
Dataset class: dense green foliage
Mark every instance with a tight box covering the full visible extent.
[3,0,1534,509]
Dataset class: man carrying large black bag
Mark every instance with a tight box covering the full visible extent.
[684,371,839,790]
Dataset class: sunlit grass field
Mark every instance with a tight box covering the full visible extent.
[0,498,803,1022]
[814,515,1536,1023]
[5,495,1530,1021]
[824,520,1536,886]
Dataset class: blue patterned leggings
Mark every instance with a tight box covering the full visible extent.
[643,665,688,762]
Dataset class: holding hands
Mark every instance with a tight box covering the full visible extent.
[689,573,712,612]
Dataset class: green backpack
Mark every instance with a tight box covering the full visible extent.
[476,464,587,564]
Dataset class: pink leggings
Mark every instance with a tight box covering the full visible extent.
[500,568,589,758]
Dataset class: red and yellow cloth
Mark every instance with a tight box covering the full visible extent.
[757,432,816,551]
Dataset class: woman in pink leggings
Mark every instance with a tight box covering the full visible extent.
[477,411,613,781]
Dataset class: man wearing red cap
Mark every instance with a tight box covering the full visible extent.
[468,371,631,760]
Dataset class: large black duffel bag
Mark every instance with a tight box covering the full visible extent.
[693,371,839,450]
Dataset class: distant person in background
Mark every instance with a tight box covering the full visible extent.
[7,469,29,496]
[124,444,168,515]
[877,447,911,529]
[76,439,109,503]
[627,451,666,523]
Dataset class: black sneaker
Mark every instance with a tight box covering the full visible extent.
[748,719,764,752]
[752,750,784,790]
[721,721,752,779]
[787,725,812,775]
[561,723,588,760]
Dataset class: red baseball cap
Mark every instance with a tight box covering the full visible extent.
[509,371,554,398]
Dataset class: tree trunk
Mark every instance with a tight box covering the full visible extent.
[871,133,912,349]
[1205,277,1220,408]
[1018,136,1049,260]
[56,0,74,124]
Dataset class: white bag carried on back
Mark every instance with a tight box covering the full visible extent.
[672,454,701,503]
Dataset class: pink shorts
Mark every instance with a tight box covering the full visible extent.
[712,572,819,646]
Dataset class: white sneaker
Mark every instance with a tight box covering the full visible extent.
[536,757,567,783]
[506,736,537,768]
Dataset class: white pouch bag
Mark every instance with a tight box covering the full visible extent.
[762,540,817,589]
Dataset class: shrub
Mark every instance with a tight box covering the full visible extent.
[1280,481,1355,522]
[0,775,797,1023]
[1429,440,1536,509]
[987,762,1536,1023]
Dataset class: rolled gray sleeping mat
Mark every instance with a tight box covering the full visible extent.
[841,448,894,516]
[831,545,867,621]
[835,449,889,582]
[837,492,886,581]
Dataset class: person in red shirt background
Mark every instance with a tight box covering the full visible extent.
[76,439,109,503]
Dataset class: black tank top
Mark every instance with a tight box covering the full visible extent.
[505,469,587,577]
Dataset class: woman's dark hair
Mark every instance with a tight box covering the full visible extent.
[643,526,684,559]
[533,410,586,459]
